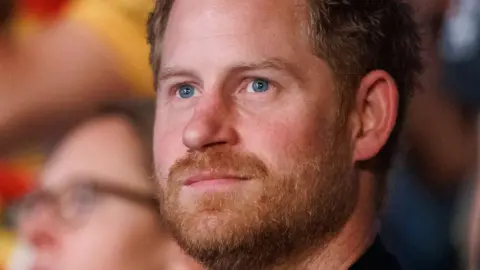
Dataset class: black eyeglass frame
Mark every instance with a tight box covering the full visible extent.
[16,177,159,227]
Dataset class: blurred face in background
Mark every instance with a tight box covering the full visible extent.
[18,115,201,270]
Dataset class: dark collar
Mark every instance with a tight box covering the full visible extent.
[349,236,402,270]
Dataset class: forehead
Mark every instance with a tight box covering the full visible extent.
[41,116,151,191]
[161,0,312,70]
[167,0,308,32]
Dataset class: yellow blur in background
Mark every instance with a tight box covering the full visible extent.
[0,230,15,268]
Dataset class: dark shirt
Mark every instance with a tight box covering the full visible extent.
[350,237,402,270]
[381,159,459,270]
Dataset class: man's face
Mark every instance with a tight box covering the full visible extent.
[153,0,358,267]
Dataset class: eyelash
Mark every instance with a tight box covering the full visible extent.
[164,77,279,96]
[168,82,198,97]
[241,77,278,91]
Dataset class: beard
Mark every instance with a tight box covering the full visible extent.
[156,121,358,270]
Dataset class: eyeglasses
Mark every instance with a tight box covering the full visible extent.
[16,178,159,228]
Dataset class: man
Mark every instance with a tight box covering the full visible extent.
[149,0,422,269]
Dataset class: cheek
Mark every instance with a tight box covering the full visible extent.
[62,212,160,269]
[59,227,123,270]
[154,121,188,182]
[240,115,321,169]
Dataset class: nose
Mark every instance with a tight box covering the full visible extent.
[182,93,238,150]
[19,205,59,250]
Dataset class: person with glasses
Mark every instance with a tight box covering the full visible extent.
[12,101,201,270]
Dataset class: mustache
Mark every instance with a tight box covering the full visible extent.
[168,146,269,182]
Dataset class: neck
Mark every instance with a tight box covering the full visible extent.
[276,172,378,270]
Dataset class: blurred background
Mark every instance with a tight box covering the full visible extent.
[0,0,478,269]
[0,0,154,268]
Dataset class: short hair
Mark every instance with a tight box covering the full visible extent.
[147,0,423,177]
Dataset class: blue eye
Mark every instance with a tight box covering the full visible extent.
[247,78,270,93]
[176,84,197,99]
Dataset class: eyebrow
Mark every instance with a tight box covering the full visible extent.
[157,57,305,85]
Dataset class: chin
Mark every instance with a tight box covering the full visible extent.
[164,195,266,245]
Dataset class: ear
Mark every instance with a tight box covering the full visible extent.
[350,70,398,162]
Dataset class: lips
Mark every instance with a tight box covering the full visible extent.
[183,172,249,186]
